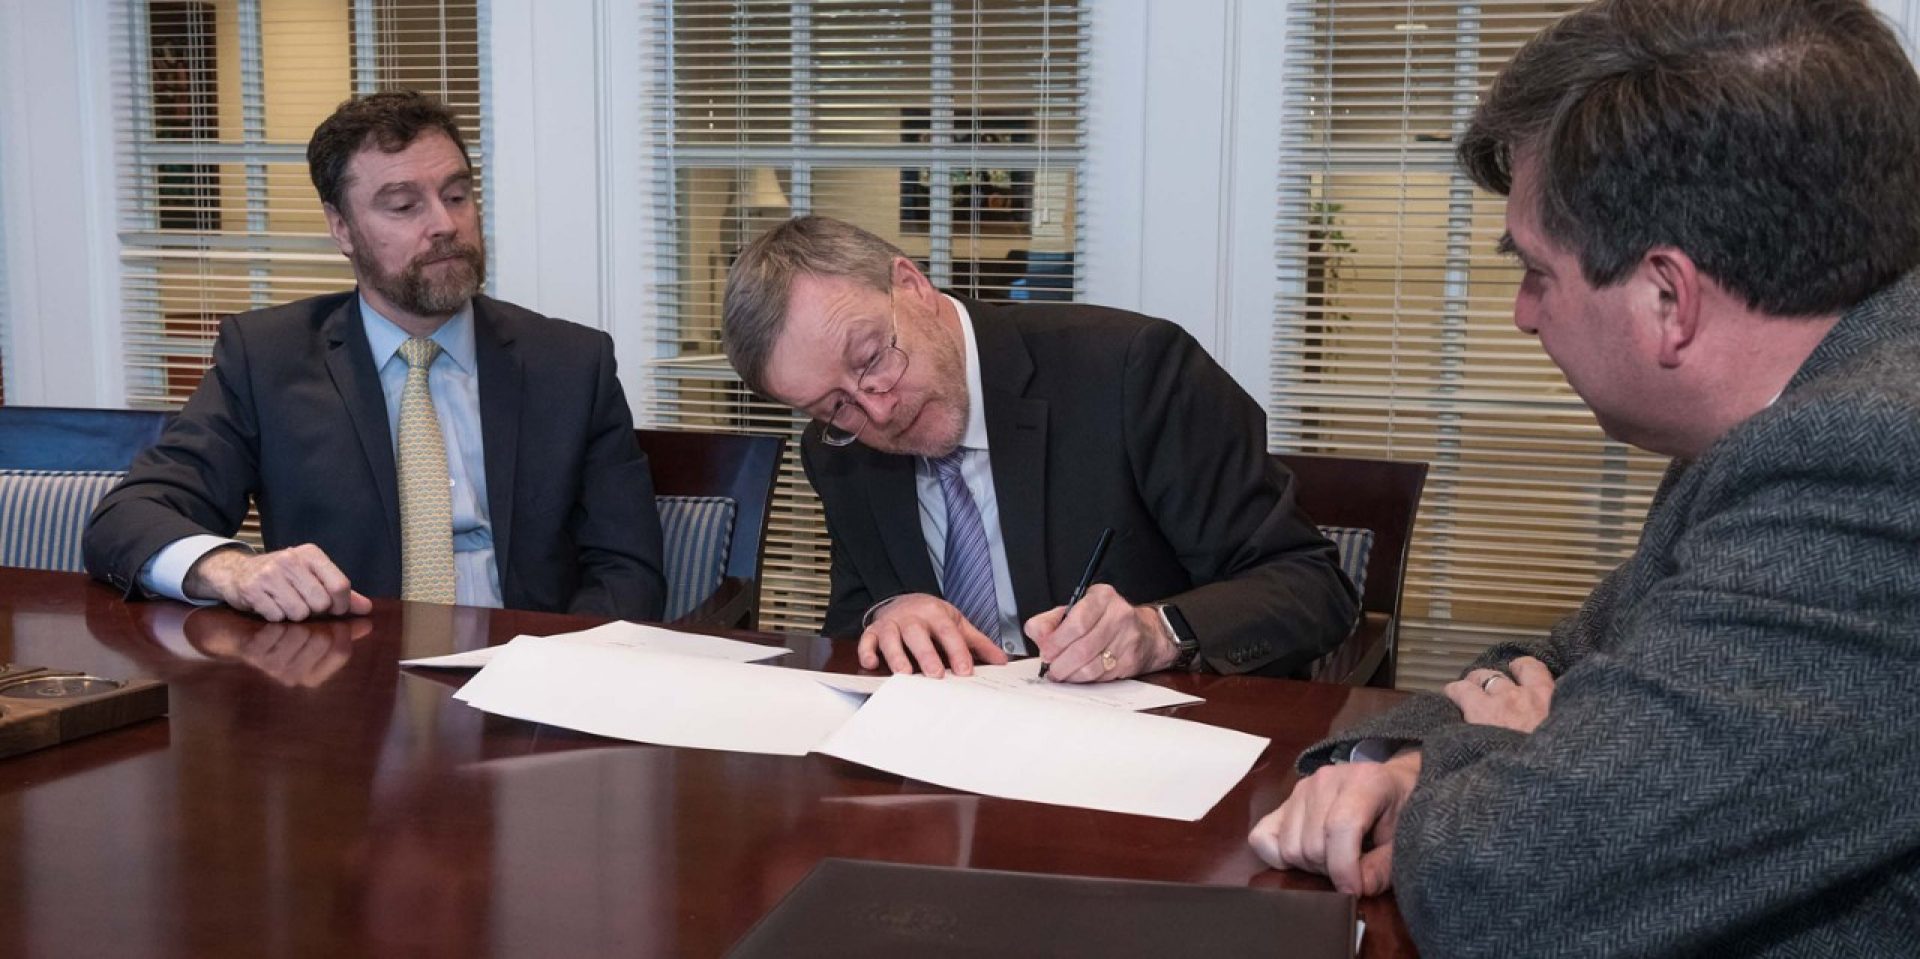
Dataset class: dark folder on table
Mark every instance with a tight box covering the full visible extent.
[727,858,1355,958]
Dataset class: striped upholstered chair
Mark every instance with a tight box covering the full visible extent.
[0,407,172,573]
[634,429,785,630]
[1275,452,1429,688]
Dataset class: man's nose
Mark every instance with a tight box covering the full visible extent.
[1512,293,1540,335]
[423,198,456,238]
[857,388,902,423]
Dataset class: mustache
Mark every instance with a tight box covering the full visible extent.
[412,242,482,270]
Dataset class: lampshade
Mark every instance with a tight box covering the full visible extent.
[745,167,789,213]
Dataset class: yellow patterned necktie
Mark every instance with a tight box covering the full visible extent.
[397,337,457,604]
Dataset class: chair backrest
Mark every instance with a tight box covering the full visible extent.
[0,407,173,572]
[0,406,172,471]
[634,428,786,628]
[1275,452,1428,686]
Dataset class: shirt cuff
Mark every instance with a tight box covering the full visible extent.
[141,534,249,605]
[861,595,906,628]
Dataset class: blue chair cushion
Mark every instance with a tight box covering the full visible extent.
[657,495,738,621]
[0,469,127,573]
[1318,525,1374,602]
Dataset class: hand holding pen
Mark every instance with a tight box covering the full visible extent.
[1032,528,1114,680]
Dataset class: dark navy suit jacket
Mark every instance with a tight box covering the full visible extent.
[85,291,666,620]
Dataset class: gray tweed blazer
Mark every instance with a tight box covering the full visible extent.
[1299,271,1920,957]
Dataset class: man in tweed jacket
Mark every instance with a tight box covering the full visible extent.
[1249,1,1920,955]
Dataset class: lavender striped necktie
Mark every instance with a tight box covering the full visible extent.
[931,449,1002,642]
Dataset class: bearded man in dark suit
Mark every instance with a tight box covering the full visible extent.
[721,215,1356,683]
[85,91,665,623]
[1250,1,1920,954]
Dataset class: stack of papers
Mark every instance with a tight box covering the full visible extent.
[453,638,861,756]
[433,627,1268,821]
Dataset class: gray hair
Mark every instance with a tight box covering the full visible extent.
[722,216,907,396]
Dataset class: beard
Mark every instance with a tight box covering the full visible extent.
[860,321,971,458]
[352,232,487,319]
[865,392,968,458]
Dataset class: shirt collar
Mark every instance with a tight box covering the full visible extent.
[947,294,990,452]
[359,293,477,375]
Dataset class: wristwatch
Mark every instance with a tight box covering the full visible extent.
[1149,602,1200,671]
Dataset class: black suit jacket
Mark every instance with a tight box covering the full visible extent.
[84,292,666,621]
[802,299,1356,676]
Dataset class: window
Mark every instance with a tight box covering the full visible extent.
[116,0,484,408]
[642,0,1090,633]
[1271,2,1670,689]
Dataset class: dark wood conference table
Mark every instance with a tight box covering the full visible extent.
[0,568,1417,958]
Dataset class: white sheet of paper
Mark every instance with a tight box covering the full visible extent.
[809,660,1200,712]
[453,636,861,756]
[815,674,1268,821]
[400,619,791,668]
[967,658,1203,711]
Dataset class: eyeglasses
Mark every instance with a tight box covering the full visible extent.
[819,295,911,447]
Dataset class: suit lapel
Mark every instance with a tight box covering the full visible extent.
[966,299,1051,617]
[322,297,401,548]
[474,297,522,581]
[864,449,941,595]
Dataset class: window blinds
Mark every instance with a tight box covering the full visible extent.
[116,0,484,409]
[1271,1,1672,689]
[642,0,1089,633]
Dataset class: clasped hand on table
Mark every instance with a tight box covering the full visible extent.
[186,543,372,622]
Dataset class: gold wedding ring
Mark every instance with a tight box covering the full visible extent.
[1099,649,1118,671]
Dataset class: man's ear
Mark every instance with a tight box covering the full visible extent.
[1642,248,1701,369]
[323,202,353,257]
[891,255,935,303]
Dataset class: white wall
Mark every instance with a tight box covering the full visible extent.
[1876,0,1920,57]
[1080,0,1290,409]
[0,0,124,407]
[2,0,1917,410]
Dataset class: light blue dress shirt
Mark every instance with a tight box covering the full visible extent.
[140,296,503,608]
[360,298,502,608]
[912,296,1023,653]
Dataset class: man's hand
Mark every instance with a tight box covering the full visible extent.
[858,593,1009,678]
[1023,584,1177,683]
[187,614,368,688]
[185,544,372,622]
[1445,656,1555,733]
[1248,749,1422,897]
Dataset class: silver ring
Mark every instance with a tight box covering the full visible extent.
[1480,673,1506,692]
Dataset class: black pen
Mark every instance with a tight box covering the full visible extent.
[1038,527,1114,678]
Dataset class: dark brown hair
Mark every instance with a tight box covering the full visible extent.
[722,216,906,396]
[1458,0,1920,315]
[306,90,470,216]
